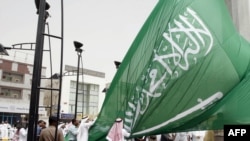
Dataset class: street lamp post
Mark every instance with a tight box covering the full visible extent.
[102,61,121,94]
[2,0,63,140]
[28,0,50,140]
[74,41,83,119]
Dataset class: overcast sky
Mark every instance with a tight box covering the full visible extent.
[0,0,158,82]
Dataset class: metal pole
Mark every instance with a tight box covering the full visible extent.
[81,56,84,117]
[74,50,81,119]
[28,0,47,140]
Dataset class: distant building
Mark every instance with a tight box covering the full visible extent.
[0,59,106,123]
[57,65,106,120]
[0,58,47,125]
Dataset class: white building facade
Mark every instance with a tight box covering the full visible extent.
[60,65,106,120]
[0,58,47,125]
[0,59,106,123]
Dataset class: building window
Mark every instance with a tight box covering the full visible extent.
[90,84,99,92]
[0,87,22,99]
[1,72,24,83]
[70,81,76,89]
[28,94,31,100]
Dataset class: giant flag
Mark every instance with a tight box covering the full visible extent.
[89,0,250,140]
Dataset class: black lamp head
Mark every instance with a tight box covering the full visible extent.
[102,88,107,93]
[114,61,121,69]
[73,41,83,50]
[35,0,50,10]
[50,73,61,79]
[0,44,9,56]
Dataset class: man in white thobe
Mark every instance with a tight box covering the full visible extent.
[77,116,96,141]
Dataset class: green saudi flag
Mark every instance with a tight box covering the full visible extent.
[89,0,250,140]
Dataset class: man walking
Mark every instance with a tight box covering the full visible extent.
[39,116,64,141]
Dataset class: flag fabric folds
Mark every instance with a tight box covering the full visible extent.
[89,0,250,140]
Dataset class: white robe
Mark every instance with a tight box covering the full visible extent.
[191,131,205,141]
[77,118,96,141]
[58,123,68,137]
[19,128,28,141]
[174,132,190,141]
[0,125,8,138]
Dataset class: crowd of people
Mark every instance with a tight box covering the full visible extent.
[0,120,14,139]
[0,117,223,141]
[36,115,96,141]
[105,118,223,141]
[132,130,224,141]
[0,119,28,141]
[0,115,96,141]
